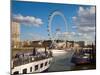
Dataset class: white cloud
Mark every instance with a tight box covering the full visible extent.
[72,6,96,42]
[51,31,95,43]
[78,26,95,33]
[56,32,78,41]
[60,32,76,36]
[12,14,43,27]
[72,16,77,21]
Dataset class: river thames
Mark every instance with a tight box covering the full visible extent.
[47,49,96,72]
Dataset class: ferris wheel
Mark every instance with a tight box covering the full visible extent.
[47,10,69,48]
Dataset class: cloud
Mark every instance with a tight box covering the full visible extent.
[55,32,78,41]
[62,32,76,35]
[72,6,96,42]
[12,14,43,27]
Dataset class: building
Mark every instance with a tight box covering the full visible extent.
[11,22,20,48]
[76,41,85,48]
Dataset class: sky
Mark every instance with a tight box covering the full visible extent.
[11,1,96,44]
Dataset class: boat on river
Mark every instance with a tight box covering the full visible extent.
[11,48,53,74]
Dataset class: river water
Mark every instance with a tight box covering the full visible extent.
[48,49,75,72]
[47,49,96,72]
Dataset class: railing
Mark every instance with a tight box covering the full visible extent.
[12,51,53,68]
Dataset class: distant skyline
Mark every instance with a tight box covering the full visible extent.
[12,1,96,44]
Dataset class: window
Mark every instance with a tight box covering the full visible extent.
[40,63,43,68]
[23,68,27,74]
[35,65,38,71]
[45,62,48,66]
[30,67,32,72]
[13,71,19,75]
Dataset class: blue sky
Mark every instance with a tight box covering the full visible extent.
[12,1,95,43]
